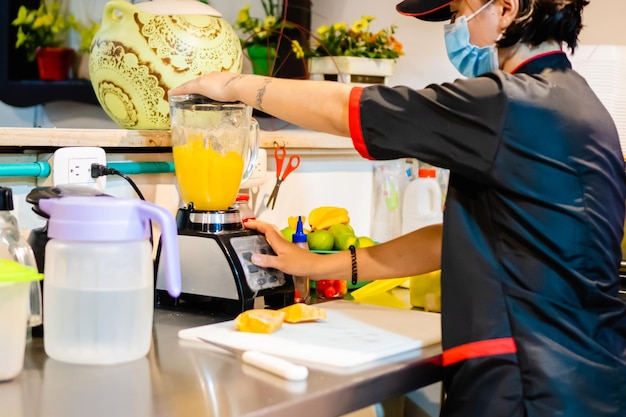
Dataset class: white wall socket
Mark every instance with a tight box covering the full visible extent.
[241,148,268,189]
[39,147,107,190]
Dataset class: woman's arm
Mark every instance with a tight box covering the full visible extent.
[244,219,442,282]
[168,72,354,137]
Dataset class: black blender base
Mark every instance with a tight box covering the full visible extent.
[155,290,294,316]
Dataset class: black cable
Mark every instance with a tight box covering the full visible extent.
[91,163,146,201]
[91,163,153,246]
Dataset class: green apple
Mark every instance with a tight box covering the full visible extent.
[308,230,335,251]
[280,227,296,241]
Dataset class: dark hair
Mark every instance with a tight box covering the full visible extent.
[497,0,590,53]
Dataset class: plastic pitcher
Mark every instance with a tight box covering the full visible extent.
[169,94,259,211]
[39,197,181,365]
[0,259,43,381]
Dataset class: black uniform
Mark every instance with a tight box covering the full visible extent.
[349,52,626,416]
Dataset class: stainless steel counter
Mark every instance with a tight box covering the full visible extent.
[2,306,442,417]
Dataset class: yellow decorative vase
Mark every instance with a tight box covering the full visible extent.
[89,0,243,130]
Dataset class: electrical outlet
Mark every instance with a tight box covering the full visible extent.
[241,148,268,189]
[38,147,107,190]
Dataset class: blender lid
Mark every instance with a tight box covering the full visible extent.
[169,94,244,108]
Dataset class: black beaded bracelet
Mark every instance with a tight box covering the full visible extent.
[348,245,358,285]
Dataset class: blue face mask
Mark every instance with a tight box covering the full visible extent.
[444,0,498,78]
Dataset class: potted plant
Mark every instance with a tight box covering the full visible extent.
[304,16,404,85]
[235,0,301,76]
[12,1,75,81]
[68,16,100,80]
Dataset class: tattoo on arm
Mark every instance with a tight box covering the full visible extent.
[255,78,272,111]
[224,75,245,88]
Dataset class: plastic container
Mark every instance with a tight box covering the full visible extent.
[291,216,310,303]
[39,197,181,365]
[402,168,443,234]
[0,187,42,328]
[0,259,43,381]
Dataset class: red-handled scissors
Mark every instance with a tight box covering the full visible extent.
[266,146,300,209]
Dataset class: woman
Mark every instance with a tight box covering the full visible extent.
[169,0,626,415]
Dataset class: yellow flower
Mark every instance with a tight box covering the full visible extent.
[237,5,251,24]
[291,40,304,59]
[263,15,276,30]
[351,18,369,34]
[316,25,330,36]
[333,22,348,32]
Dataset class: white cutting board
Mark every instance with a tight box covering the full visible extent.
[178,300,441,372]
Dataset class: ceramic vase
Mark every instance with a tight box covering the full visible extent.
[89,0,243,130]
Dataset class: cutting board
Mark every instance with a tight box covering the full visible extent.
[178,300,441,372]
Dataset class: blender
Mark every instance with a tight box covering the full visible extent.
[156,94,294,314]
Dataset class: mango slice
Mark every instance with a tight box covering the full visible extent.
[235,309,286,334]
[279,303,327,323]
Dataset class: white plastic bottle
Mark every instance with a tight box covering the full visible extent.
[402,168,443,234]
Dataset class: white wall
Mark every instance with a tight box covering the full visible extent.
[2,0,622,128]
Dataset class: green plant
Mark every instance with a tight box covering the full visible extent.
[12,2,71,61]
[235,0,293,50]
[67,16,100,54]
[304,16,404,61]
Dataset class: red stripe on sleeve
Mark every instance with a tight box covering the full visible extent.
[442,337,517,367]
[348,87,374,160]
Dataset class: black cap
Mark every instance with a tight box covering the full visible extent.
[396,0,453,22]
[0,187,14,211]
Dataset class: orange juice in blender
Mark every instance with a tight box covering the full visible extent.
[172,135,244,211]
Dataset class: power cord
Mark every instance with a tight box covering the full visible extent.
[91,163,146,201]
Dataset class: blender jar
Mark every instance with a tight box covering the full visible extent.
[169,94,259,211]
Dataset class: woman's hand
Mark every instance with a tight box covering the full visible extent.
[168,71,250,103]
[243,219,319,277]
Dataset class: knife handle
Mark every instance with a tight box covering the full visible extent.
[242,351,309,381]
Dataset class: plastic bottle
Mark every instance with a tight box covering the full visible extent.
[0,187,42,328]
[291,216,310,303]
[401,168,443,234]
[233,193,255,222]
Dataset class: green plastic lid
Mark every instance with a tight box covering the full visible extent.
[0,259,43,283]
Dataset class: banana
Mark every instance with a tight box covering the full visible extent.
[314,208,350,231]
[287,215,306,230]
[308,206,339,229]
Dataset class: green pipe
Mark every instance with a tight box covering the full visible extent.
[0,162,51,178]
[0,161,174,178]
[107,161,175,175]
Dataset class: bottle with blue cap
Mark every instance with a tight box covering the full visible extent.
[291,216,310,303]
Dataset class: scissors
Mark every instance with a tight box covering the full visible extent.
[266,146,300,209]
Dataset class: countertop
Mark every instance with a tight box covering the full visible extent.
[3,300,442,417]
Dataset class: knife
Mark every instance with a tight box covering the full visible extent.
[197,337,309,381]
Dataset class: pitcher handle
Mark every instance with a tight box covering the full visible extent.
[136,202,182,298]
[240,118,260,186]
